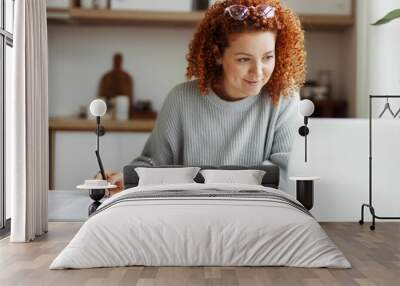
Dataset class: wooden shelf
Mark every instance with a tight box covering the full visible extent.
[47,8,354,30]
[299,15,354,30]
[71,8,205,26]
[47,8,70,23]
[48,8,205,27]
[49,117,155,132]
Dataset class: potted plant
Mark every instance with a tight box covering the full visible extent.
[372,9,400,25]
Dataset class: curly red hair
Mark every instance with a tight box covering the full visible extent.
[186,0,306,104]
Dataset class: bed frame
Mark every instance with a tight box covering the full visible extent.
[123,164,280,189]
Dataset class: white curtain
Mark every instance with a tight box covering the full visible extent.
[9,0,48,242]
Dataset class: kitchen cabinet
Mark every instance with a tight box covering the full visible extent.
[49,117,154,190]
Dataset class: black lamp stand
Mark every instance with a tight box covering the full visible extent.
[88,116,107,216]
[298,117,310,162]
[292,117,315,210]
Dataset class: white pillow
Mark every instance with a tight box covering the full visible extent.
[200,169,266,185]
[135,167,201,186]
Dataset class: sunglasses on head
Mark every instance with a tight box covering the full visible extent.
[224,4,275,21]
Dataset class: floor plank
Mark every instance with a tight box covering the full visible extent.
[0,222,399,286]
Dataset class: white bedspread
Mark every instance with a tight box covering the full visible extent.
[50,183,351,269]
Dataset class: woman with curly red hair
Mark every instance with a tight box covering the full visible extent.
[106,0,306,191]
[186,0,305,104]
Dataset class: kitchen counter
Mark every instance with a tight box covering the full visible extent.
[49,117,156,132]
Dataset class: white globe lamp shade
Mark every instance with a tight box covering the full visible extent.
[90,99,107,117]
[299,99,315,117]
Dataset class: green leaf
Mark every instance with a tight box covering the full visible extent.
[372,9,400,25]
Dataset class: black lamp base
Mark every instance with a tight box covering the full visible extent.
[296,180,314,210]
[88,201,102,216]
[88,189,105,215]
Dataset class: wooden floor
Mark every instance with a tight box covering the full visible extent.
[0,222,399,286]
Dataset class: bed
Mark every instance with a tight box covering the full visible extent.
[50,165,350,269]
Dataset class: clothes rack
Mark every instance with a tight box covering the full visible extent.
[359,95,400,230]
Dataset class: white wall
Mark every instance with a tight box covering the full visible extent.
[356,0,400,117]
[368,0,400,96]
[284,118,400,222]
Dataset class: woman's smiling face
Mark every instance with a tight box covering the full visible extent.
[218,31,276,101]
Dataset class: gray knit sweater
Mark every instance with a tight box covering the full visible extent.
[134,80,300,170]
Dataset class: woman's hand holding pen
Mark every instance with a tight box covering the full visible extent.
[95,171,123,197]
